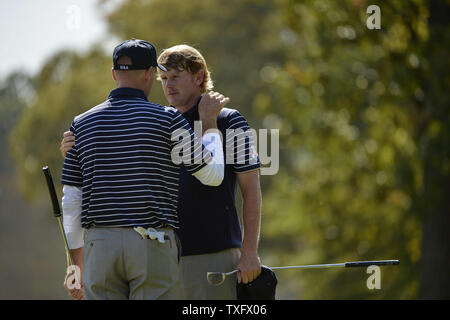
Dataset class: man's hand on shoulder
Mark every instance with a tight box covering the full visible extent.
[198,91,230,122]
[60,131,76,158]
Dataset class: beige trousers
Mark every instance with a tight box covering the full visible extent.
[179,248,241,300]
[82,227,181,300]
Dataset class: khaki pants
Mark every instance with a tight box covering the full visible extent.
[83,227,181,300]
[179,248,241,300]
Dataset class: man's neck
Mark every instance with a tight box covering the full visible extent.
[175,94,201,114]
[117,83,149,98]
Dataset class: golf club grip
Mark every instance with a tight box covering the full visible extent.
[42,166,61,217]
[345,260,399,267]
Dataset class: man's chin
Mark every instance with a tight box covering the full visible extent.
[166,95,179,106]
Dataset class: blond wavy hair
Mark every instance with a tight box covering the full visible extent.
[157,45,214,93]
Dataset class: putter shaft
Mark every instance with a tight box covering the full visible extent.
[56,216,74,266]
[43,166,75,267]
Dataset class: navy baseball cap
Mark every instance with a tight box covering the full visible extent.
[113,39,167,71]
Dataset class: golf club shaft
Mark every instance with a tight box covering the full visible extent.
[271,263,346,270]
[220,260,399,277]
[56,216,74,266]
[42,166,74,267]
[207,259,399,286]
[270,260,399,270]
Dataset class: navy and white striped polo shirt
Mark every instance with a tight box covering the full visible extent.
[61,87,211,230]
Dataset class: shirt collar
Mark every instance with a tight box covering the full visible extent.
[180,96,202,121]
[108,87,148,101]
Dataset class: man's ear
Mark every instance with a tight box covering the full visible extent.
[112,68,117,81]
[195,69,205,86]
[145,67,154,81]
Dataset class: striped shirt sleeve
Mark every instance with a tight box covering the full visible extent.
[169,109,212,174]
[61,122,83,187]
[225,110,261,173]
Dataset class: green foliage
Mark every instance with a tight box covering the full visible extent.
[259,0,448,298]
[0,72,33,175]
[9,49,113,199]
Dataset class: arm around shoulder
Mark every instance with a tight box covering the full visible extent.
[192,131,224,186]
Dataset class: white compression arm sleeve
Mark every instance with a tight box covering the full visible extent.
[62,185,84,249]
[192,131,224,186]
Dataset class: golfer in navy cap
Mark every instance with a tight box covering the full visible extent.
[60,39,229,300]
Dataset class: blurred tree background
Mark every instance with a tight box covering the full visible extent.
[1,0,448,299]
